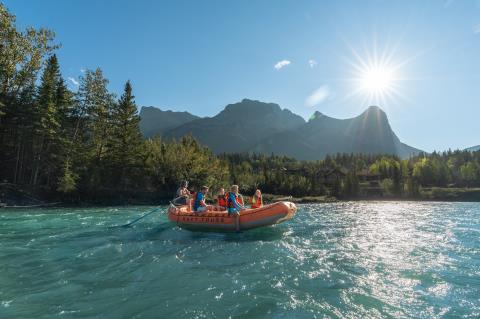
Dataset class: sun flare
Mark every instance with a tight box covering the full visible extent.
[360,65,395,93]
[352,58,402,108]
[343,41,412,109]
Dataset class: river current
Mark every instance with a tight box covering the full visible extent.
[1,202,479,318]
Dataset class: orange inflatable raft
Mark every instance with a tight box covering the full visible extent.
[167,201,297,232]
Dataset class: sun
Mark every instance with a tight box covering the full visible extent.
[360,65,395,93]
[342,40,412,109]
[352,58,403,108]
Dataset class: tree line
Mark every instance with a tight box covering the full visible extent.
[220,151,480,198]
[1,4,479,204]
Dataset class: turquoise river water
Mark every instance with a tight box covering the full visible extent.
[1,202,479,318]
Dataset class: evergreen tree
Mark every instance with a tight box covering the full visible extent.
[10,79,37,184]
[342,171,359,198]
[57,161,78,193]
[31,54,65,186]
[77,68,115,160]
[107,80,144,189]
[392,163,402,196]
[0,3,57,183]
[76,68,115,189]
[54,77,77,192]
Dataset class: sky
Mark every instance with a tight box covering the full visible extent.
[4,0,480,152]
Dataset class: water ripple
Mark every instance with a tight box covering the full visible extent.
[0,202,479,318]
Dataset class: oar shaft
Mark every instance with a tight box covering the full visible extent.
[119,206,163,227]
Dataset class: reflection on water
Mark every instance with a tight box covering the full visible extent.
[0,202,479,318]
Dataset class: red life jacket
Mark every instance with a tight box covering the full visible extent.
[217,195,227,207]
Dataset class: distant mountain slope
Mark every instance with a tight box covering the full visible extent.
[164,99,305,153]
[139,106,199,138]
[143,99,422,159]
[465,145,480,152]
[252,106,421,160]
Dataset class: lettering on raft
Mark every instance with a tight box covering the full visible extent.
[181,217,225,223]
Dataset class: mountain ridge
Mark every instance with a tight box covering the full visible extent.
[139,99,422,159]
[465,145,480,152]
[164,99,305,153]
[252,104,421,160]
[139,106,199,138]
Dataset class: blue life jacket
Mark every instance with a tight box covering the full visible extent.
[193,192,204,211]
[227,192,241,213]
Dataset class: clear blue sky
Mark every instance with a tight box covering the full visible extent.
[4,0,480,151]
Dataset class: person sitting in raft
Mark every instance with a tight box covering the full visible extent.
[251,189,263,209]
[237,192,245,206]
[187,186,196,208]
[227,185,244,232]
[193,186,209,213]
[227,185,245,214]
[173,180,191,205]
[217,188,227,209]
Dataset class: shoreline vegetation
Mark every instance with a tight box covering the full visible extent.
[1,4,480,207]
[265,188,480,204]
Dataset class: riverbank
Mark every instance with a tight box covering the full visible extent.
[263,188,480,204]
[265,187,480,204]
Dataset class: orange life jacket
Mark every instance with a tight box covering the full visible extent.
[251,195,263,208]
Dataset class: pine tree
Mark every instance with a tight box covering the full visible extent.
[10,79,37,184]
[57,161,78,193]
[31,54,64,186]
[107,80,143,189]
[76,68,115,189]
[54,77,77,192]
[0,3,57,184]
